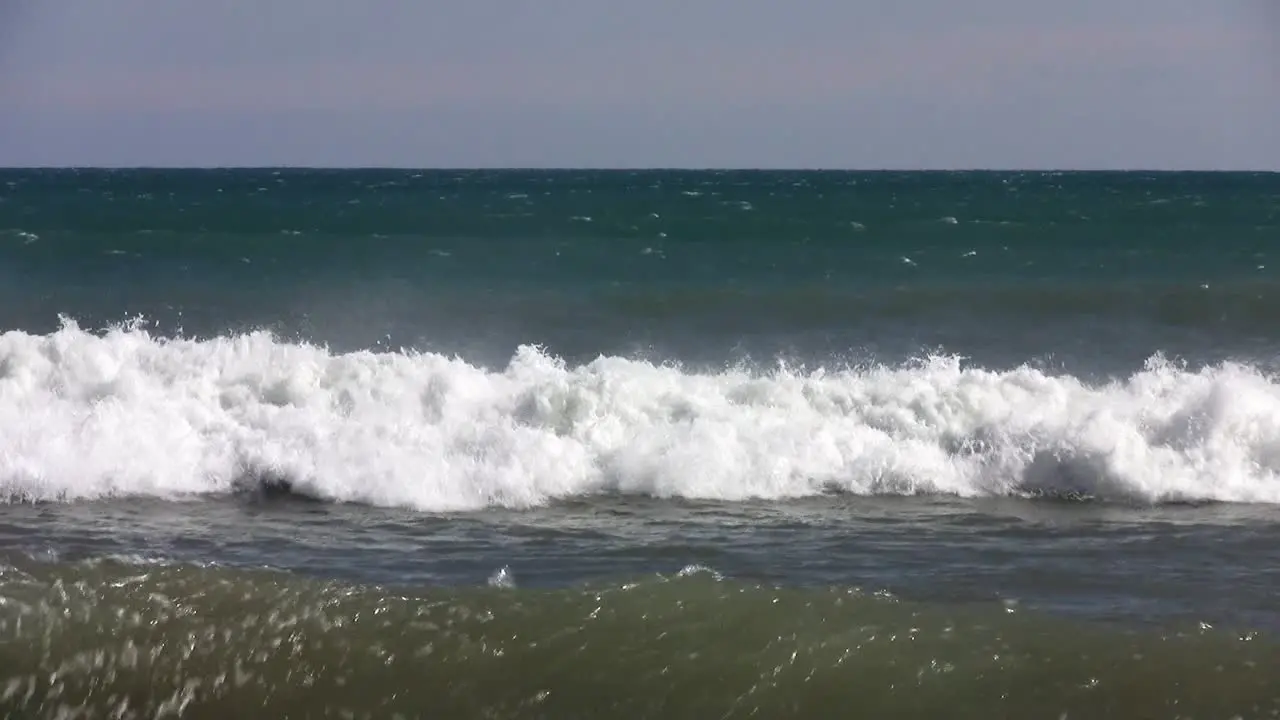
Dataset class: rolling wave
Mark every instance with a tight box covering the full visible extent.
[3,319,1280,510]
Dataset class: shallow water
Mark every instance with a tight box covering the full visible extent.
[3,497,1280,719]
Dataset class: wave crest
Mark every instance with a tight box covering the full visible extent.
[2,320,1279,509]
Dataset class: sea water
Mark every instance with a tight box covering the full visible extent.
[2,169,1279,718]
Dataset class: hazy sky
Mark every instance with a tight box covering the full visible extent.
[1,2,1277,169]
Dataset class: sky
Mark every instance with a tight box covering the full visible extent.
[0,2,1277,169]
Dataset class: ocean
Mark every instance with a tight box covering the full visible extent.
[2,168,1279,718]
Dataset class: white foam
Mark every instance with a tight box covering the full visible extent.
[3,319,1280,510]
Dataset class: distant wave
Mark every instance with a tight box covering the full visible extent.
[3,319,1280,510]
[590,280,1280,332]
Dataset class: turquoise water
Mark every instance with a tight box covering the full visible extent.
[3,170,1278,368]
[2,169,1280,718]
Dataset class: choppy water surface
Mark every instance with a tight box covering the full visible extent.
[2,169,1280,717]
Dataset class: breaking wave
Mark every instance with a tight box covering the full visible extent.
[3,319,1280,510]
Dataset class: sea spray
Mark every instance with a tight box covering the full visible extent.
[4,320,1280,509]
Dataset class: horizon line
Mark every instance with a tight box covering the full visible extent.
[1,165,1277,174]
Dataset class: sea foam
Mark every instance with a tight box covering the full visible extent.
[2,319,1280,510]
